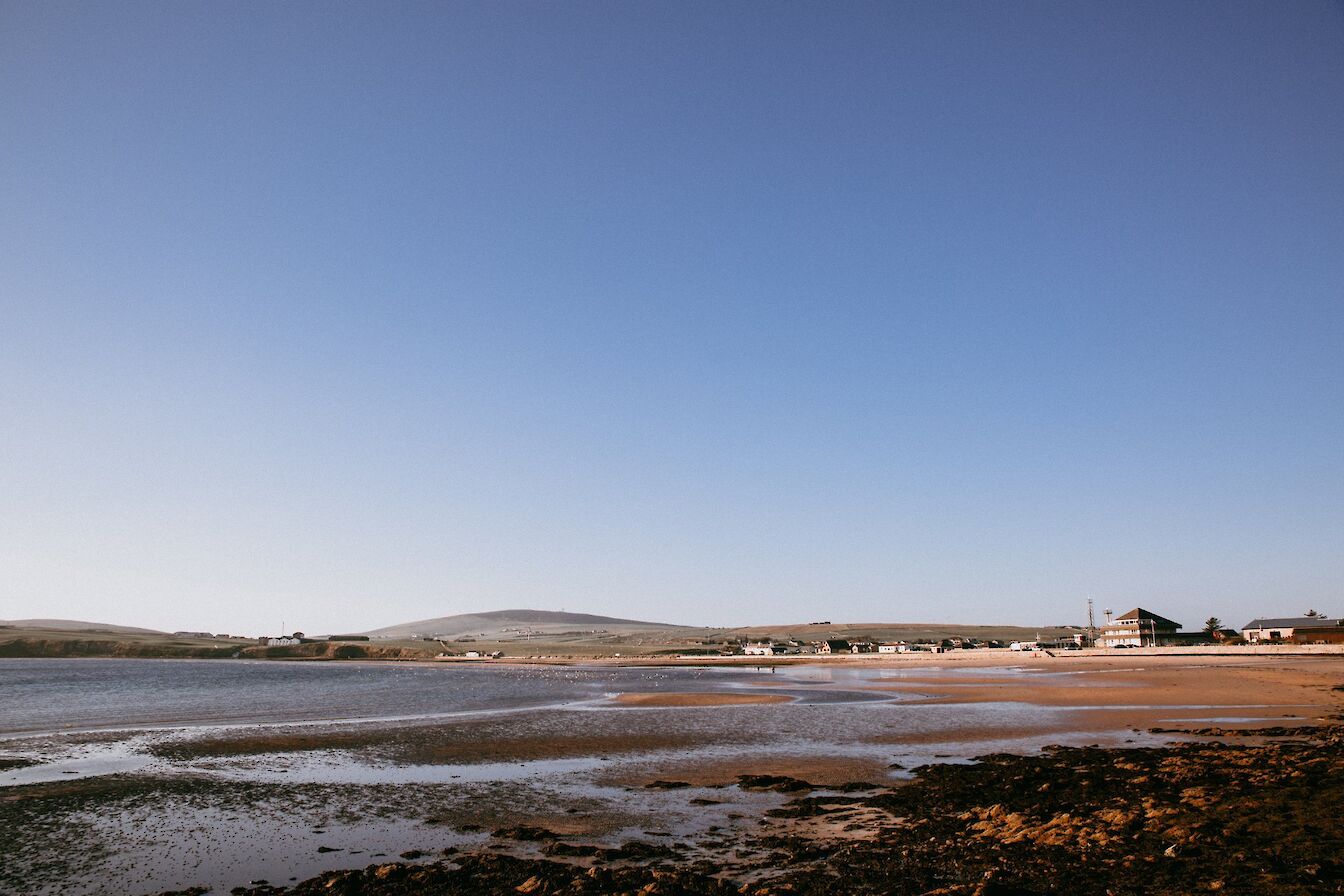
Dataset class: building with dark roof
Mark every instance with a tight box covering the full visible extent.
[1098,607,1180,647]
[1241,616,1339,643]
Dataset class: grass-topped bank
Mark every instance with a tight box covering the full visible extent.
[0,637,242,659]
[0,628,435,661]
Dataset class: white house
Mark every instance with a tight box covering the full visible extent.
[742,643,783,656]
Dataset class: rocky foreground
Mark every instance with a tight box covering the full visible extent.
[214,719,1344,896]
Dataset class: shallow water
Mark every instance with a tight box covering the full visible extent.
[0,658,784,735]
[0,659,1201,788]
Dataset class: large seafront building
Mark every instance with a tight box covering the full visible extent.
[1241,616,1342,643]
[1097,608,1180,647]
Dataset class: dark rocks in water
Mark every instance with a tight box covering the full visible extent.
[688,797,722,805]
[764,794,871,819]
[0,757,39,771]
[225,853,738,895]
[1149,724,1316,738]
[398,849,426,859]
[315,846,339,853]
[602,839,682,861]
[735,774,814,792]
[826,781,882,792]
[492,825,559,842]
[541,841,603,857]
[645,779,692,789]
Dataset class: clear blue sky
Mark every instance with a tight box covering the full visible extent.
[2,1,1341,635]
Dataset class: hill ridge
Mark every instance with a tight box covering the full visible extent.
[362,608,682,638]
[0,618,169,636]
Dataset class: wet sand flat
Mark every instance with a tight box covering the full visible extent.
[612,692,793,707]
[849,654,1341,745]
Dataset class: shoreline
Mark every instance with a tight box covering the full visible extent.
[7,652,1339,742]
[2,656,1340,895]
[4,638,1343,666]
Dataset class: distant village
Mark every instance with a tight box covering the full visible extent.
[716,609,1344,657]
[778,609,1343,656]
[219,607,1344,659]
[718,607,1343,657]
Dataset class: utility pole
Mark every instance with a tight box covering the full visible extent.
[1087,598,1096,644]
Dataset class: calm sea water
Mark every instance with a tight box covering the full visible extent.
[0,658,884,735]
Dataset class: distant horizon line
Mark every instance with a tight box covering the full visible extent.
[5,605,1255,638]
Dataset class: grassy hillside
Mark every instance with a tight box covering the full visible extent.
[375,621,1085,658]
[0,618,169,635]
[362,608,689,640]
[0,617,1085,660]
[0,625,249,659]
[0,625,440,661]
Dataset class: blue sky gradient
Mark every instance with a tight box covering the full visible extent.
[2,2,1341,633]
